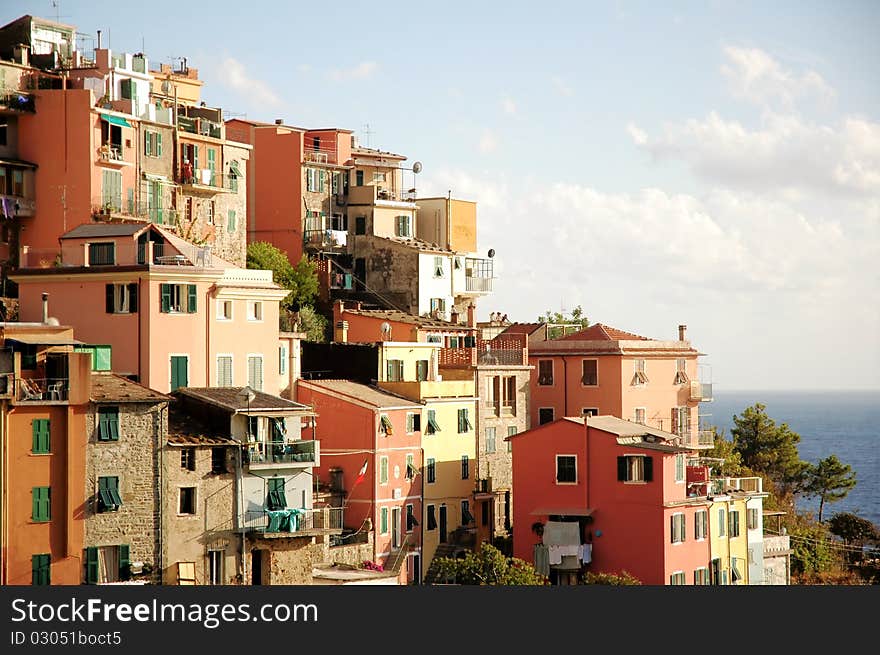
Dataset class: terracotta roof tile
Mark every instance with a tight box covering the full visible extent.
[558,323,650,341]
[498,323,543,336]
[173,387,314,413]
[300,379,422,409]
[341,307,474,330]
[90,373,172,403]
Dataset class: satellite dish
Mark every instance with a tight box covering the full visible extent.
[412,161,422,174]
[161,80,173,95]
[487,248,495,258]
[380,321,391,336]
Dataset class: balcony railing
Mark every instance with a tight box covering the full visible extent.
[690,381,714,402]
[304,229,347,249]
[438,336,528,369]
[710,476,763,495]
[329,272,354,290]
[0,91,36,112]
[96,145,129,165]
[178,169,237,191]
[241,507,343,534]
[245,440,317,467]
[15,377,69,402]
[177,115,222,138]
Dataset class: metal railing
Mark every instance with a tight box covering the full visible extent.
[303,229,348,248]
[16,377,69,402]
[177,115,222,138]
[0,91,35,112]
[241,506,343,533]
[96,145,126,163]
[246,440,316,465]
[465,276,493,293]
[178,169,237,191]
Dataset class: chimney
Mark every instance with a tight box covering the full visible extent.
[275,118,283,125]
[450,308,459,325]
[467,303,476,328]
[334,320,349,343]
[678,324,687,341]
[42,293,49,323]
[97,30,102,49]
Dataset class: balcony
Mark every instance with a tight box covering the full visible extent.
[348,184,417,208]
[474,477,494,499]
[679,429,715,449]
[763,535,791,556]
[241,506,343,537]
[245,439,318,470]
[438,336,528,369]
[0,91,35,113]
[0,194,35,218]
[96,145,132,167]
[690,380,714,402]
[379,378,475,401]
[177,115,222,139]
[304,229,348,250]
[463,257,495,294]
[15,377,69,403]
[710,476,763,495]
[178,169,236,193]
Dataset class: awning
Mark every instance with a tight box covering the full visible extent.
[0,157,38,169]
[530,507,594,517]
[380,414,393,435]
[229,160,241,176]
[102,114,132,128]
[6,334,83,346]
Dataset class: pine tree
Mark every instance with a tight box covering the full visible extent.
[803,455,857,522]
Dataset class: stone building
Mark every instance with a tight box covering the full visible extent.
[84,373,170,583]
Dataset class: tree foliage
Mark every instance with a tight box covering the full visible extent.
[538,305,589,339]
[433,544,549,585]
[802,455,857,522]
[730,403,809,499]
[704,428,747,477]
[246,242,319,312]
[582,570,641,585]
[789,518,835,578]
[828,513,878,548]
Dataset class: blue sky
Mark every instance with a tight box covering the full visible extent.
[7,1,880,390]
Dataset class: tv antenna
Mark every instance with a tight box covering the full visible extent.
[362,123,374,148]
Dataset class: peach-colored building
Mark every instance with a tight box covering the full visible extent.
[525,323,713,448]
[331,300,476,345]
[12,222,288,394]
[0,321,92,585]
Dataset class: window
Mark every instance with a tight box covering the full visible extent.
[671,513,686,544]
[675,454,685,483]
[181,448,196,471]
[486,376,498,408]
[85,545,130,584]
[426,458,436,483]
[457,408,472,433]
[669,571,686,585]
[502,376,516,412]
[539,408,554,425]
[160,283,197,313]
[481,501,489,526]
[105,283,138,314]
[380,507,389,534]
[179,487,196,514]
[279,343,288,376]
[710,558,722,585]
[416,359,429,381]
[32,486,50,522]
[101,169,122,210]
[538,360,553,385]
[747,507,759,531]
[266,478,287,510]
[211,447,226,474]
[355,215,366,234]
[694,567,710,585]
[633,407,646,425]
[507,426,516,452]
[217,355,233,386]
[729,510,741,537]
[674,358,689,384]
[228,160,240,193]
[32,418,50,453]
[425,410,440,435]
[395,215,412,237]
[695,510,708,540]
[406,412,420,433]
[426,505,437,530]
[405,454,416,479]
[32,554,50,585]
[429,298,446,317]
[406,504,418,531]
[461,455,469,480]
[227,210,237,233]
[631,359,648,385]
[208,550,224,585]
[206,200,215,225]
[581,359,598,385]
[671,407,690,438]
[97,476,122,512]
[582,408,599,418]
[461,500,474,525]
[617,455,653,482]
[379,414,393,435]
[380,456,389,484]
[247,301,263,321]
[88,242,116,266]
[718,509,726,537]
[433,256,445,278]
[97,408,119,441]
[731,557,744,583]
[247,355,263,391]
[386,359,404,382]
[217,300,232,320]
[556,455,577,483]
[485,427,496,454]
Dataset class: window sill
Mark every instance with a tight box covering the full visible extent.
[623,480,648,485]
[29,452,52,456]
[555,481,578,485]
[176,513,198,517]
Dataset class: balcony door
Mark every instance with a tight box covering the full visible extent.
[391,507,401,548]
[439,505,448,543]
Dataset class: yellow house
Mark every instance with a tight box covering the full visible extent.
[708,497,732,585]
[376,343,476,567]
[708,476,765,585]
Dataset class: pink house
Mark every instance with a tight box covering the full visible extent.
[296,379,424,583]
[12,222,288,394]
[509,415,711,585]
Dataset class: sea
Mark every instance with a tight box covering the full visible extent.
[706,390,879,527]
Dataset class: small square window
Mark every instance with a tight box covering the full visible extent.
[211,447,226,474]
[181,448,196,471]
[247,301,263,321]
[556,455,576,483]
[217,300,232,320]
[179,487,197,514]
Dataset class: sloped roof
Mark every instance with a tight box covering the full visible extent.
[558,323,650,341]
[174,387,314,414]
[373,236,454,254]
[341,306,473,330]
[90,372,172,403]
[301,379,422,409]
[498,323,543,337]
[167,408,235,446]
[61,223,148,239]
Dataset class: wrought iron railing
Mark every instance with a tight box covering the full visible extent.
[241,507,343,533]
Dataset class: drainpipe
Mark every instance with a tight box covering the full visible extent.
[1,399,6,584]
[561,357,568,417]
[157,402,165,582]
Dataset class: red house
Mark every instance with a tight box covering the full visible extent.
[509,415,711,585]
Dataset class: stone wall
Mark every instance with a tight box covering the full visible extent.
[352,236,419,314]
[246,530,375,585]
[85,401,168,583]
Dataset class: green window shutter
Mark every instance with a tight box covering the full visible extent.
[127,283,138,313]
[144,130,151,156]
[380,507,388,533]
[118,544,130,580]
[193,145,199,170]
[32,554,50,585]
[170,356,188,391]
[157,132,162,156]
[160,283,171,313]
[32,419,50,453]
[32,486,50,522]
[106,283,115,313]
[85,547,99,584]
[187,284,197,313]
[227,210,236,233]
[98,407,119,441]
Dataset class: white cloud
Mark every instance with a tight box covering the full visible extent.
[478,130,498,154]
[501,97,517,115]
[721,45,835,109]
[218,57,281,107]
[297,63,312,74]
[626,122,647,146]
[328,61,378,81]
[551,75,574,97]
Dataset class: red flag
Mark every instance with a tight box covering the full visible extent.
[353,460,369,487]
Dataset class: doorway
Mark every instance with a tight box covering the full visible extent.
[439,505,447,543]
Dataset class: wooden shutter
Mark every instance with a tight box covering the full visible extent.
[33,419,50,453]
[127,283,138,312]
[617,456,627,481]
[187,284,197,313]
[105,284,115,313]
[144,129,151,156]
[160,283,171,313]
[118,544,131,580]
[85,547,99,584]
[671,409,678,435]
[644,456,653,481]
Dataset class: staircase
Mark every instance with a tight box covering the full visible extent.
[423,543,468,585]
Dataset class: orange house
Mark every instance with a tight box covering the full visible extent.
[1,323,92,585]
[525,323,712,447]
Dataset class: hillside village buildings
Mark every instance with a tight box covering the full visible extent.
[0,12,791,586]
